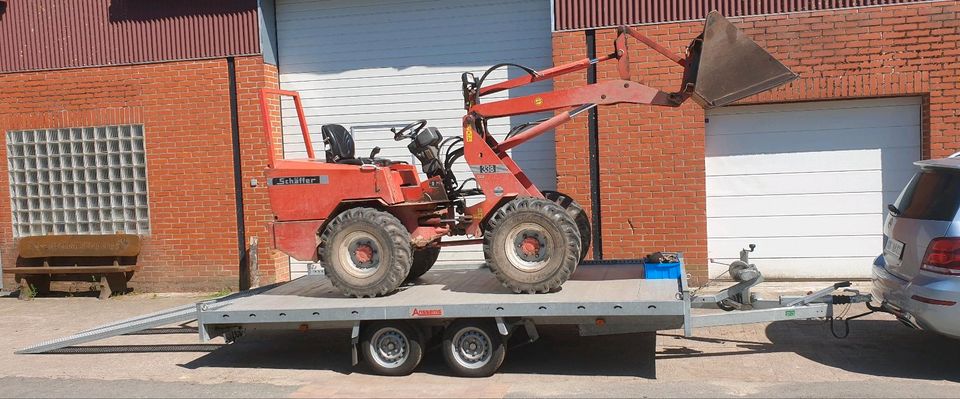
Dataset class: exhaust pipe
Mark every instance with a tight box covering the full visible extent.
[681,11,798,108]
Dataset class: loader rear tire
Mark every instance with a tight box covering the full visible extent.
[483,197,581,294]
[404,246,441,283]
[318,208,412,298]
[543,190,591,262]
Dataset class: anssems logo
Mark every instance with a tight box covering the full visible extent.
[410,307,443,317]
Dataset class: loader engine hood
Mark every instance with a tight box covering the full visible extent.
[682,11,798,108]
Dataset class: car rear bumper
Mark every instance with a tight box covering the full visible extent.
[872,257,960,339]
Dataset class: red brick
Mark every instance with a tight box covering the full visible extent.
[0,56,288,291]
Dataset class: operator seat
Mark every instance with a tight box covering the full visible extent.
[321,124,400,166]
[321,124,361,165]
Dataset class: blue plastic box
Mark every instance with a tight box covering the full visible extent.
[643,262,682,279]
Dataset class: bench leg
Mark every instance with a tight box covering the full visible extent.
[98,275,112,300]
[17,275,50,300]
[18,277,30,301]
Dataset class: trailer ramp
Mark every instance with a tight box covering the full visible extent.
[16,285,276,354]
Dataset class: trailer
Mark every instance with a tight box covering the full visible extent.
[17,247,871,377]
[190,252,868,377]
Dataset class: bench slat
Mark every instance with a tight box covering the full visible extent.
[18,234,141,258]
[3,266,136,274]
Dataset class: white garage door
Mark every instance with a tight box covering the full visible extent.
[275,0,555,278]
[706,97,921,279]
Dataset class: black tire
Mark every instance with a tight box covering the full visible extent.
[441,319,506,378]
[405,246,441,283]
[542,190,591,262]
[483,197,581,294]
[360,321,424,376]
[318,207,412,297]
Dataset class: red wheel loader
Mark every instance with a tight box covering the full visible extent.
[259,11,797,298]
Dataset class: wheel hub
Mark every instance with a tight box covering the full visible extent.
[373,328,408,366]
[347,238,380,269]
[520,237,541,257]
[511,228,548,265]
[451,327,493,369]
[455,330,490,364]
[354,244,374,264]
[339,231,383,278]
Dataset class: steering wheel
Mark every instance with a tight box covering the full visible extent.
[392,119,427,141]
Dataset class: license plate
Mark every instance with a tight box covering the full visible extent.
[885,238,905,260]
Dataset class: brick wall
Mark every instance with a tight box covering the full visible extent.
[0,56,287,291]
[553,1,960,283]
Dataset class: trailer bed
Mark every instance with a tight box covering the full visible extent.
[198,264,686,338]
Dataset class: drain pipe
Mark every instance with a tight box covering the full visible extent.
[585,29,603,260]
[227,57,249,291]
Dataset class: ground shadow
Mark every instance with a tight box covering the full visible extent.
[1,289,103,299]
[180,329,356,374]
[496,325,656,378]
[44,344,222,354]
[655,317,960,382]
[765,318,960,382]
[181,325,655,378]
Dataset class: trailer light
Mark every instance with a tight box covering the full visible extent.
[299,324,309,332]
[910,295,957,306]
[920,238,960,276]
[595,318,606,327]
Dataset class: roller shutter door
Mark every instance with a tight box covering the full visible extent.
[705,97,921,279]
[275,0,555,277]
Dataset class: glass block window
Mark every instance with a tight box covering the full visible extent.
[6,125,150,237]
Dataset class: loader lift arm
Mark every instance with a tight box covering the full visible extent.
[454,11,796,238]
[461,10,797,152]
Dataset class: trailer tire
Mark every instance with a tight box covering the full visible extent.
[318,208,412,298]
[543,190,591,262]
[360,321,424,376]
[441,319,506,377]
[405,246,441,283]
[484,197,581,294]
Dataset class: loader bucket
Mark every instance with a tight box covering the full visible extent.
[682,11,797,108]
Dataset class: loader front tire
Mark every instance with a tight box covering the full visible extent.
[404,246,441,283]
[318,208,412,298]
[542,190,591,262]
[483,197,581,294]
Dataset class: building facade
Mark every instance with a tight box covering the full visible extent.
[0,0,287,291]
[553,0,959,282]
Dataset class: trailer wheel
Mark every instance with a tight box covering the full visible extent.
[360,321,424,376]
[404,246,441,283]
[441,319,506,377]
[543,190,591,262]
[484,197,581,293]
[318,208,412,297]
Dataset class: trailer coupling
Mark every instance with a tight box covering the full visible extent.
[684,245,873,338]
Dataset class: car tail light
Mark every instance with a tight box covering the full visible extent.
[920,237,960,276]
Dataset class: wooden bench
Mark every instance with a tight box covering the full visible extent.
[3,234,141,300]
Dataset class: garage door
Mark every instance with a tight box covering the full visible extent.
[706,97,921,279]
[275,0,555,278]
